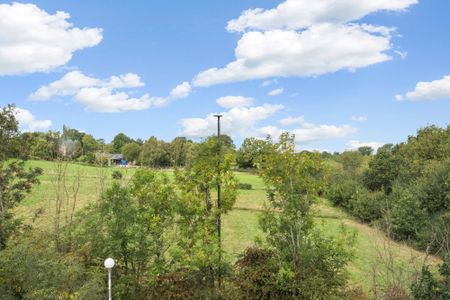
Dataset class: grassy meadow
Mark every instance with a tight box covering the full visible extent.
[15,160,441,292]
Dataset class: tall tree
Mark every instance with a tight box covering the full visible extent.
[256,133,354,298]
[111,133,132,153]
[0,105,42,249]
[0,105,19,161]
[236,137,270,169]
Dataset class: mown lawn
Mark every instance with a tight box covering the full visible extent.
[16,160,440,292]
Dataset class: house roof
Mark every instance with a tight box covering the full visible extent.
[110,154,123,160]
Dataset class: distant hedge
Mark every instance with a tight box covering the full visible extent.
[238,183,253,190]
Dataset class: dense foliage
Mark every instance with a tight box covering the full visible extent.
[240,133,355,299]
[2,103,448,299]
[327,126,449,254]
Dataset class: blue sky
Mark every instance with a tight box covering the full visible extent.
[1,0,449,151]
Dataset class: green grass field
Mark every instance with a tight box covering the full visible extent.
[16,160,440,292]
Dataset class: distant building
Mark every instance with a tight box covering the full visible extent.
[109,154,124,166]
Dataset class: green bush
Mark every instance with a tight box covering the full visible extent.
[349,189,385,223]
[415,160,450,214]
[0,232,104,299]
[390,187,427,241]
[416,211,450,253]
[111,170,123,180]
[411,253,450,300]
[327,178,359,208]
[238,183,253,190]
[233,247,287,299]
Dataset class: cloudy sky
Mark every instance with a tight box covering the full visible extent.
[1,0,449,151]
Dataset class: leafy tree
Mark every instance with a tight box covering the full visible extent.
[82,134,100,154]
[357,146,373,156]
[174,136,237,289]
[363,144,400,193]
[122,142,141,163]
[169,137,190,167]
[415,160,450,214]
[111,133,132,153]
[0,161,42,249]
[236,137,270,169]
[256,133,354,298]
[0,231,104,299]
[73,169,178,299]
[338,150,364,174]
[139,136,170,167]
[0,104,19,161]
[0,106,43,249]
[411,253,450,300]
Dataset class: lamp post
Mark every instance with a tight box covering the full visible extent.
[104,258,115,300]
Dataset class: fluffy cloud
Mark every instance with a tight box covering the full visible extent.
[30,71,191,112]
[262,116,357,144]
[181,106,356,145]
[193,24,392,86]
[226,0,416,32]
[73,87,151,113]
[180,103,284,137]
[0,3,102,75]
[395,75,450,101]
[29,71,144,100]
[292,124,356,144]
[351,115,368,122]
[14,108,52,132]
[268,87,284,96]
[279,116,314,128]
[261,79,278,87]
[216,96,254,108]
[169,82,191,99]
[192,0,415,87]
[346,140,385,151]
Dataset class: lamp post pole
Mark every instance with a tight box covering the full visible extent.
[213,114,222,287]
[104,258,115,300]
[108,269,112,300]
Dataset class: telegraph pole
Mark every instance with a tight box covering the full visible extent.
[213,114,222,287]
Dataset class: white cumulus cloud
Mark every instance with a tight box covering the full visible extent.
[180,103,284,138]
[395,75,450,101]
[261,79,278,87]
[14,107,52,132]
[346,140,385,151]
[226,0,417,32]
[0,3,102,75]
[169,82,191,99]
[192,0,415,87]
[268,87,284,96]
[193,24,392,86]
[29,71,191,112]
[216,96,254,108]
[279,116,314,128]
[262,116,357,144]
[292,124,357,144]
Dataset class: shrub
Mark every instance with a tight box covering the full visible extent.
[411,253,450,300]
[416,211,450,253]
[327,178,360,208]
[233,247,285,299]
[349,189,385,223]
[415,160,450,214]
[238,183,253,190]
[390,188,427,241]
[111,170,123,180]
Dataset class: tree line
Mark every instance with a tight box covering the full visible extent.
[0,104,448,299]
[0,104,359,299]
